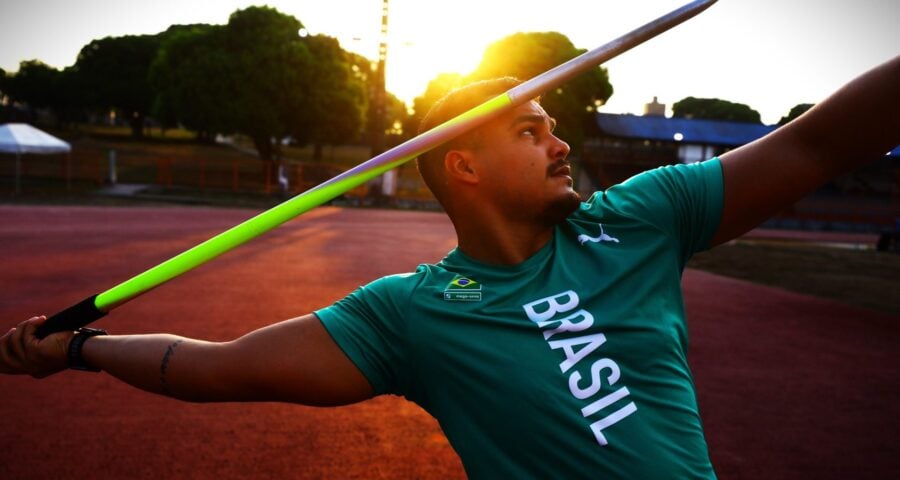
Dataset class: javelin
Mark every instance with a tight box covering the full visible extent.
[35,0,718,338]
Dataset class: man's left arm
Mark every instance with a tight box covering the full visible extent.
[712,55,899,245]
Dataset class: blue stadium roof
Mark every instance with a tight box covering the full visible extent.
[595,113,776,146]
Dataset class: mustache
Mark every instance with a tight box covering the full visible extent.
[547,159,573,177]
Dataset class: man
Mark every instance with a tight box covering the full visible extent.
[2,56,898,478]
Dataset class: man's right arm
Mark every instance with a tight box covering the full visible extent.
[1,314,374,407]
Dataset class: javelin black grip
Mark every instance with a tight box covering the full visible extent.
[34,294,108,339]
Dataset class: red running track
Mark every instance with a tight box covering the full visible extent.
[0,205,897,479]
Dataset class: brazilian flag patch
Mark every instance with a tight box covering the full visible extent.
[443,275,482,302]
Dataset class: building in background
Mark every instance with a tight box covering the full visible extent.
[643,96,666,117]
[580,112,774,190]
[578,105,898,233]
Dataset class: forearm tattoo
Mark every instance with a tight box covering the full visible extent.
[159,339,184,395]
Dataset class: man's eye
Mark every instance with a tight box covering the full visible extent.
[521,128,536,137]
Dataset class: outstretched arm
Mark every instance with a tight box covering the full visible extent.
[712,55,900,245]
[0,314,374,406]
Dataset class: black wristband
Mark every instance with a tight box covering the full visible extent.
[67,327,108,372]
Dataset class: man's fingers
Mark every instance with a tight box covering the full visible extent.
[21,315,48,333]
[1,327,15,341]
[0,327,18,374]
[17,318,38,360]
[17,315,46,347]
[1,322,30,374]
[1,316,51,376]
[14,315,46,325]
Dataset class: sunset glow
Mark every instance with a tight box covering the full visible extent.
[1,0,896,124]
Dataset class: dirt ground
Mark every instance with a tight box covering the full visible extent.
[1,205,898,479]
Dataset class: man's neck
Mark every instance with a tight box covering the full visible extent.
[453,215,556,265]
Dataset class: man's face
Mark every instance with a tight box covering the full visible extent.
[471,100,580,225]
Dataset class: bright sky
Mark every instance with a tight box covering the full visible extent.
[0,0,896,124]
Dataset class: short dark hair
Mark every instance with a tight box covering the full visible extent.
[415,77,523,201]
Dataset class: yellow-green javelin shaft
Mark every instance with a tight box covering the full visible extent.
[94,93,514,310]
[36,0,716,336]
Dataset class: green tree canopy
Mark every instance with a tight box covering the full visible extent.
[222,6,313,162]
[343,52,410,153]
[151,7,313,162]
[0,67,9,122]
[150,24,231,140]
[74,34,163,137]
[4,60,61,110]
[292,34,366,159]
[672,97,762,124]
[152,7,377,164]
[466,32,613,150]
[777,103,814,126]
[407,33,612,151]
[382,91,409,140]
[2,60,82,125]
[404,72,464,137]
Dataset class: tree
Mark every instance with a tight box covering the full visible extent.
[344,51,411,152]
[292,35,367,160]
[778,103,814,126]
[152,7,377,171]
[218,6,316,165]
[3,60,61,110]
[466,32,613,150]
[0,67,8,122]
[1,60,82,126]
[672,97,762,124]
[404,72,464,137]
[153,7,314,166]
[150,24,232,141]
[74,34,163,137]
[381,91,409,144]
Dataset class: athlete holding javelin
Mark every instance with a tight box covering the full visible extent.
[2,56,898,478]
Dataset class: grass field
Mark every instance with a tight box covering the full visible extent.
[688,241,900,315]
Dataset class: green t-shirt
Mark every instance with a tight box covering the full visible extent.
[316,159,724,479]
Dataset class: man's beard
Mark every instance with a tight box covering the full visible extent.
[538,190,582,227]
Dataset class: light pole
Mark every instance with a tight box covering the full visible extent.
[371,0,389,158]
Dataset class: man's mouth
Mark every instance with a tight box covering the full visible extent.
[549,162,572,178]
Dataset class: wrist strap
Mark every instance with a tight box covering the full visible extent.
[67,327,108,372]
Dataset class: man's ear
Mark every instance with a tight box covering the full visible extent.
[443,149,480,185]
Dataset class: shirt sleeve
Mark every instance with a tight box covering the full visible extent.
[589,158,723,265]
[314,274,414,396]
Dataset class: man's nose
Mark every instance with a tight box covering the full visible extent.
[551,135,571,160]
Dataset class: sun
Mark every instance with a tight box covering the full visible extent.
[326,20,487,108]
[304,0,514,108]
[385,37,487,106]
[371,1,503,107]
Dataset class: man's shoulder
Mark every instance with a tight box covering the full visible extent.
[571,159,723,220]
[330,262,468,320]
[366,262,460,296]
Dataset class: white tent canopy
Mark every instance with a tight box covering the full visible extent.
[1,123,72,193]
[0,123,71,154]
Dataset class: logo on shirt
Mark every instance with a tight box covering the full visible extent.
[443,275,482,302]
[577,223,619,246]
[522,290,638,447]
